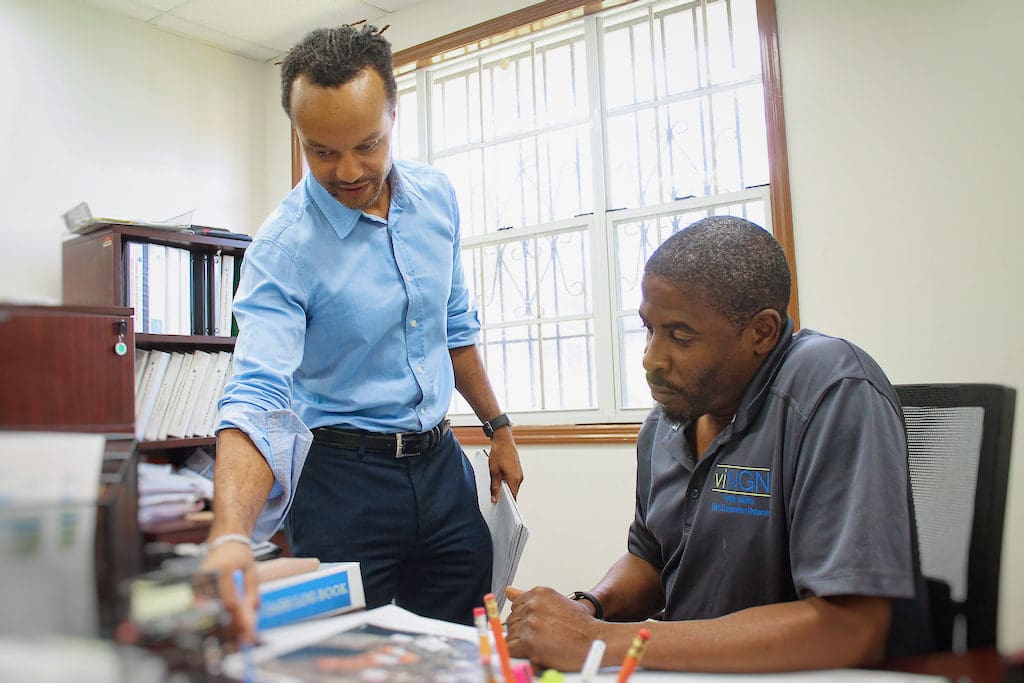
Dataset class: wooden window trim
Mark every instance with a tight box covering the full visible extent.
[290,0,799,442]
[453,422,641,446]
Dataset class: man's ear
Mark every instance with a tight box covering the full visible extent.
[747,309,782,356]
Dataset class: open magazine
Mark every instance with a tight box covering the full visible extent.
[470,449,530,611]
[222,605,481,682]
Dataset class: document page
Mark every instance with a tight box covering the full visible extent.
[470,449,529,611]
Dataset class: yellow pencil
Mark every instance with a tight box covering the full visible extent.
[484,593,516,683]
[474,606,496,683]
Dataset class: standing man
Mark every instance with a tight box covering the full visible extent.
[203,25,522,637]
[505,216,931,671]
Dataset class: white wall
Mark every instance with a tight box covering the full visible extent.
[0,0,271,303]
[776,0,1023,653]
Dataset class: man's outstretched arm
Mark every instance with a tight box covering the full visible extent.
[506,552,892,673]
[200,428,276,644]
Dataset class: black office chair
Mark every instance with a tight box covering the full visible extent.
[896,383,1016,652]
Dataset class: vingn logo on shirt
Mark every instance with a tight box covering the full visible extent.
[710,464,771,518]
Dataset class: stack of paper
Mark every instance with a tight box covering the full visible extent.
[471,449,529,611]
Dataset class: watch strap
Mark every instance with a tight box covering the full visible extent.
[481,412,512,438]
[570,590,604,620]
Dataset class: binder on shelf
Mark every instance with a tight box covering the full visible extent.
[134,349,150,397]
[125,241,147,333]
[147,244,168,335]
[188,350,230,437]
[257,562,365,631]
[135,351,171,440]
[191,253,209,336]
[167,351,211,439]
[218,253,234,337]
[207,251,222,336]
[144,352,184,442]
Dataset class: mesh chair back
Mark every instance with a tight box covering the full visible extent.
[896,384,1015,652]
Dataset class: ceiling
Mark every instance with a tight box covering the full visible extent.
[81,0,426,61]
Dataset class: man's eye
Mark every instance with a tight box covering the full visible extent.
[672,336,693,347]
[313,149,331,158]
[357,141,379,153]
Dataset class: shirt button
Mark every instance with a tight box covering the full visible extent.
[410,320,417,327]
[690,488,700,499]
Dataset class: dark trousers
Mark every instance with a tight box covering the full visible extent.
[283,430,492,626]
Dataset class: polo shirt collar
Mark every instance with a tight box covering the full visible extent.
[730,315,796,435]
[305,160,411,238]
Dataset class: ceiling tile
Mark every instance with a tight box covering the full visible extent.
[170,0,389,53]
[135,0,193,12]
[152,12,279,59]
[364,0,422,12]
[79,0,164,22]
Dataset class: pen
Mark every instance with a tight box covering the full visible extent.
[615,628,650,683]
[232,569,256,683]
[580,639,606,683]
[484,592,517,683]
[474,606,496,683]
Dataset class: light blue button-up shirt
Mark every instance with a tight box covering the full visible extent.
[217,159,480,538]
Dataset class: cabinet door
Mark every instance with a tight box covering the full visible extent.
[0,307,134,432]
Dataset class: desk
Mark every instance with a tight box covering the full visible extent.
[883,648,1008,682]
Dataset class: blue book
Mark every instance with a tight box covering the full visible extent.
[257,562,364,631]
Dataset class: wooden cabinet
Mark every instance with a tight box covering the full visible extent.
[0,305,134,432]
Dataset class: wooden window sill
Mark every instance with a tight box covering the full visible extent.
[452,423,640,446]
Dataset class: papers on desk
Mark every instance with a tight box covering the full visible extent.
[471,449,529,611]
[563,671,945,682]
[222,604,482,681]
[223,604,947,683]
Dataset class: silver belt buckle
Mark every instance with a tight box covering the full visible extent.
[394,432,406,458]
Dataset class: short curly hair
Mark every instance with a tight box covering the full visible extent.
[280,24,397,117]
[645,216,791,329]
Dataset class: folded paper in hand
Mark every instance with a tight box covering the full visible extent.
[471,449,529,611]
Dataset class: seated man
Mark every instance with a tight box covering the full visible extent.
[505,216,932,672]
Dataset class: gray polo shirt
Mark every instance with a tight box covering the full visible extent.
[628,319,931,656]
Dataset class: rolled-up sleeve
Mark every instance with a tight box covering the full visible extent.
[217,238,312,540]
[442,179,480,348]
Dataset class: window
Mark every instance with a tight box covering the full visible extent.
[294,0,796,428]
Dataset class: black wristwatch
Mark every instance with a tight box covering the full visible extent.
[481,412,512,438]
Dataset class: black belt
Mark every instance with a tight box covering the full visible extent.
[312,420,450,458]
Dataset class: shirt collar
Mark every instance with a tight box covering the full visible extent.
[305,160,410,238]
[730,315,796,435]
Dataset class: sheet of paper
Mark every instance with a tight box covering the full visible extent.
[0,432,106,506]
[471,448,529,610]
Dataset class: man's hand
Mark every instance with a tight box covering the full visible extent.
[487,428,523,502]
[504,585,599,671]
[201,540,259,645]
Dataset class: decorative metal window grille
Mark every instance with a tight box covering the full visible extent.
[395,0,772,423]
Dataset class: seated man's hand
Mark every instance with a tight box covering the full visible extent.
[201,540,259,645]
[504,586,599,671]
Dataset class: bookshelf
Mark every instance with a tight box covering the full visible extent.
[62,225,252,546]
[62,224,250,457]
